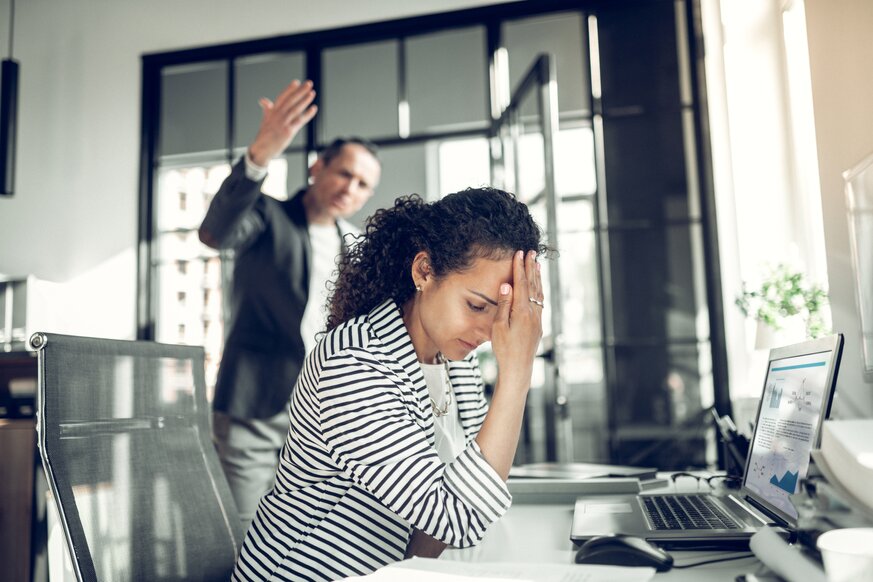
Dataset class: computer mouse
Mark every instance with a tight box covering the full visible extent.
[574,534,674,572]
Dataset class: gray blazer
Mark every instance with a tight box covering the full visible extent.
[200,159,353,418]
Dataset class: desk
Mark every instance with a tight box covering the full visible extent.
[0,419,39,581]
[440,478,769,581]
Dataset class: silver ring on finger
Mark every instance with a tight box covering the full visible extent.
[528,297,544,308]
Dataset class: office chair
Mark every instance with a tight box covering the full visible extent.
[31,332,245,582]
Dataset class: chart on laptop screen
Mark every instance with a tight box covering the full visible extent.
[745,351,830,517]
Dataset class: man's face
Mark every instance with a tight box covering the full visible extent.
[307,144,381,220]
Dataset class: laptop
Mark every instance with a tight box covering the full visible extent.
[571,334,844,549]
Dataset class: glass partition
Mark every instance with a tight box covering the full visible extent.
[321,40,399,141]
[160,62,228,157]
[406,27,489,134]
[234,52,306,149]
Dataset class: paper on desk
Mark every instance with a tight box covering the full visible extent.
[347,557,656,582]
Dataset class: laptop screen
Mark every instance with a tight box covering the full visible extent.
[742,335,843,521]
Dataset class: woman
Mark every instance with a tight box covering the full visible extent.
[233,188,547,581]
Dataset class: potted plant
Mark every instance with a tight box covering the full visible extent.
[735,264,829,341]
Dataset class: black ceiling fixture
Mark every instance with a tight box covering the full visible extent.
[1,0,20,196]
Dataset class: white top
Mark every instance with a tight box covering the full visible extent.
[300,223,341,354]
[420,361,468,462]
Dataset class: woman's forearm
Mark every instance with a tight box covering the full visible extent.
[475,375,530,480]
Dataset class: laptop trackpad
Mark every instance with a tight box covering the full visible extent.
[572,497,644,542]
[579,502,633,513]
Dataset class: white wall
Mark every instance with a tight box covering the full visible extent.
[805,0,873,418]
[0,0,509,340]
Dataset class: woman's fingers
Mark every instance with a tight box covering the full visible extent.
[511,250,529,312]
[531,254,544,304]
[494,282,513,327]
[490,250,543,380]
[526,251,540,301]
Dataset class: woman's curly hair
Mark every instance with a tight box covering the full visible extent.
[326,187,549,331]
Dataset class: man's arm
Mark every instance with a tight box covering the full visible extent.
[198,80,318,249]
[198,160,267,249]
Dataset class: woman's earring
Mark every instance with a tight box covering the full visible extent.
[415,285,422,292]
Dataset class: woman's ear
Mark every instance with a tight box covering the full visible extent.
[411,251,432,288]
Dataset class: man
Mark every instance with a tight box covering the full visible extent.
[199,79,381,528]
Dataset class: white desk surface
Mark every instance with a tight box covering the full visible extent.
[440,477,771,581]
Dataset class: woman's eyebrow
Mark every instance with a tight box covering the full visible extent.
[468,289,498,306]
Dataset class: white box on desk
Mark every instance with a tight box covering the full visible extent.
[819,419,873,513]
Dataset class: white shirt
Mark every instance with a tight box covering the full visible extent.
[300,223,341,354]
[243,150,269,181]
[420,361,468,462]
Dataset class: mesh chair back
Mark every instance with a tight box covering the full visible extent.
[32,332,244,582]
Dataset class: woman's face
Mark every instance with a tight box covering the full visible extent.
[405,253,514,363]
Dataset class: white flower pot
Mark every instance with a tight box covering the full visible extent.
[754,316,807,350]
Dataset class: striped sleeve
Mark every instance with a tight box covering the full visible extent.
[317,349,511,548]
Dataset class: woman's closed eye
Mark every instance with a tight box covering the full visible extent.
[467,301,487,313]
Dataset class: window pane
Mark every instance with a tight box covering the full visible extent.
[608,341,713,469]
[154,161,230,401]
[596,2,680,113]
[517,131,545,204]
[321,41,399,141]
[605,223,708,341]
[234,52,306,149]
[564,347,604,386]
[157,164,230,232]
[161,62,228,156]
[155,231,217,263]
[556,195,595,234]
[502,12,590,117]
[280,151,308,201]
[565,346,607,461]
[555,126,597,197]
[437,137,490,196]
[353,142,426,229]
[155,258,216,346]
[558,227,601,346]
[406,27,488,133]
[602,111,691,224]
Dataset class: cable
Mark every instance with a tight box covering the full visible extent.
[673,552,755,569]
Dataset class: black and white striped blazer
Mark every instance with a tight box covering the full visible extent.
[233,299,512,581]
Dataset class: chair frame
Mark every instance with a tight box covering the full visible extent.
[31,332,243,582]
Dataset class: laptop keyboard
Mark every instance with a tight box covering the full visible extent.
[643,495,742,530]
